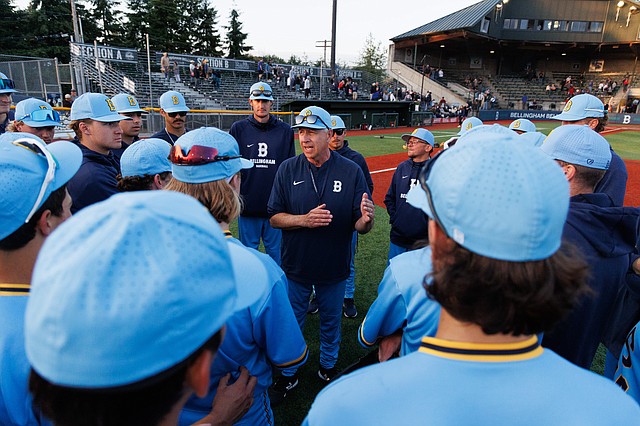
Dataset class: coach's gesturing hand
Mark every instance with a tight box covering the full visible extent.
[305,204,333,228]
[355,193,375,234]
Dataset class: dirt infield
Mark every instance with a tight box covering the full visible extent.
[367,153,640,208]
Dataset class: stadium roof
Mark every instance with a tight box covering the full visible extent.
[391,0,502,41]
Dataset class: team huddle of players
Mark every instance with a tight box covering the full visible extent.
[0,67,640,425]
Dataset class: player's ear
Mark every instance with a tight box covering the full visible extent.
[185,350,213,398]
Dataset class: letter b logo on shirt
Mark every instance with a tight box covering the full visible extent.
[258,143,268,157]
[333,180,342,193]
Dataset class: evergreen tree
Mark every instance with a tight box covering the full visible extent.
[355,33,387,81]
[194,0,222,56]
[224,8,251,59]
[122,0,149,48]
[90,0,124,45]
[147,0,189,52]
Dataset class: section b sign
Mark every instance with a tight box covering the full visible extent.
[70,43,138,64]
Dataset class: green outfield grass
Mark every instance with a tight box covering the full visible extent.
[267,121,640,424]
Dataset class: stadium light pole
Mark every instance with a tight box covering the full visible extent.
[331,0,337,78]
[316,40,331,100]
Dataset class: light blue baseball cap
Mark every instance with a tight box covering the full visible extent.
[171,127,253,184]
[120,138,172,178]
[293,106,332,130]
[160,91,190,113]
[552,94,605,121]
[25,190,268,388]
[14,98,61,127]
[509,118,536,133]
[519,131,546,147]
[70,93,131,122]
[457,117,483,136]
[406,132,569,261]
[541,124,611,170]
[401,128,434,146]
[0,72,17,94]
[0,133,82,239]
[456,123,516,148]
[249,82,274,101]
[330,115,346,130]
[111,93,147,114]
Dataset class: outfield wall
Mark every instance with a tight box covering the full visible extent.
[479,110,640,125]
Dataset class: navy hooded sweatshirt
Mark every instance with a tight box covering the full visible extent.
[230,115,294,218]
[67,138,121,213]
[384,158,429,248]
[543,193,639,369]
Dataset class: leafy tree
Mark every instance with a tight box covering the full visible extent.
[287,55,302,65]
[224,8,251,59]
[0,0,27,54]
[355,33,387,80]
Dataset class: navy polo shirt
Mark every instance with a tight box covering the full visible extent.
[268,151,370,285]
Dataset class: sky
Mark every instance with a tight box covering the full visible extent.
[13,0,482,65]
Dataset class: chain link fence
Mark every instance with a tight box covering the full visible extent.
[0,54,73,104]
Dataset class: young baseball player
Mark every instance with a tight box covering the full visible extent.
[8,98,61,144]
[25,191,264,425]
[304,128,640,425]
[0,133,81,425]
[553,93,627,206]
[540,125,638,370]
[66,93,131,213]
[151,90,190,145]
[110,93,147,159]
[165,127,308,422]
[116,138,172,192]
[229,82,295,266]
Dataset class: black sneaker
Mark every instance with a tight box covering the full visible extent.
[307,294,319,314]
[317,366,338,382]
[268,374,298,406]
[343,298,357,318]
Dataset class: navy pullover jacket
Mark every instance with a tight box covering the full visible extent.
[384,158,429,249]
[335,140,374,194]
[543,193,639,368]
[596,148,628,207]
[67,138,121,213]
[230,115,294,217]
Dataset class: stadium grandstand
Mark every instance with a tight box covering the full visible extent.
[388,0,640,114]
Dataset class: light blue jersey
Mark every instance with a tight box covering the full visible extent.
[0,285,50,425]
[180,237,307,426]
[615,322,640,404]
[358,246,440,355]
[305,337,640,425]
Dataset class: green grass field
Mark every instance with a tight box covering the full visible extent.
[261,121,640,425]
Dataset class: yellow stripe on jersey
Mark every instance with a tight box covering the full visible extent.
[0,283,31,296]
[418,335,543,362]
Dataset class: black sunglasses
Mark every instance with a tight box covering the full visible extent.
[251,89,272,97]
[418,151,449,238]
[334,129,345,135]
[168,111,187,118]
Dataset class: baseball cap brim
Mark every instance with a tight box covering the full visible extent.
[292,122,329,130]
[48,141,83,191]
[117,106,147,114]
[406,184,432,217]
[551,111,584,121]
[250,93,274,101]
[162,106,190,113]
[22,118,61,128]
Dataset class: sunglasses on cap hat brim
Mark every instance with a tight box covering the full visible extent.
[294,114,330,129]
[251,89,273,97]
[18,109,61,124]
[169,144,241,166]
